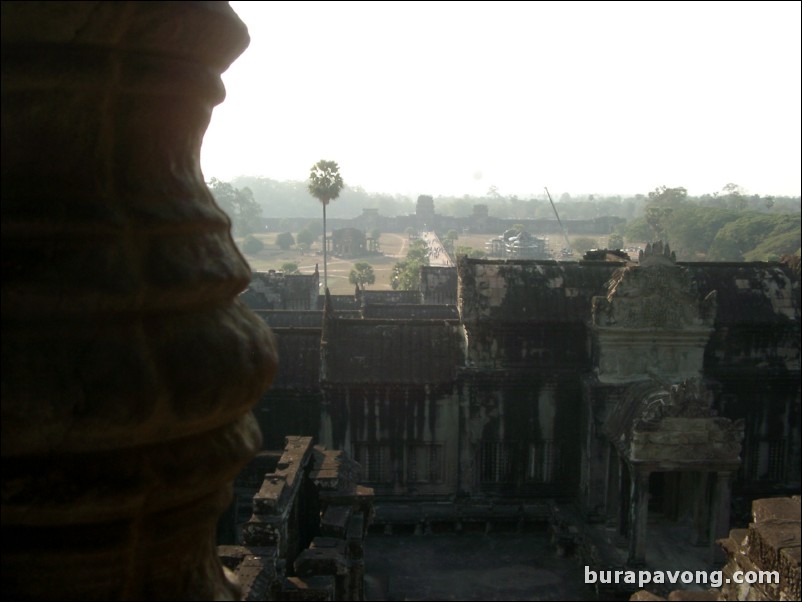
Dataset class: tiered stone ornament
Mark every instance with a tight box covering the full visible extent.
[1,2,277,599]
[592,241,717,382]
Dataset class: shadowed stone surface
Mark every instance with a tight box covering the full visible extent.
[2,2,277,599]
[364,532,594,601]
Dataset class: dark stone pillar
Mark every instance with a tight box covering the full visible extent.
[618,458,630,538]
[1,2,277,599]
[606,445,621,526]
[627,467,650,566]
[709,471,732,560]
[693,472,711,545]
[458,381,475,495]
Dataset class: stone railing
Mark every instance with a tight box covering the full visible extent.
[222,436,374,600]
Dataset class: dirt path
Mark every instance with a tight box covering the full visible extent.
[384,233,408,258]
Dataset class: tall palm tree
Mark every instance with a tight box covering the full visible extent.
[307,160,344,291]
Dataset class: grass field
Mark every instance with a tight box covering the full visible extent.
[238,230,618,295]
[238,232,411,295]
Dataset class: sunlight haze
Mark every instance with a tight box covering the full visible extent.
[201,0,802,200]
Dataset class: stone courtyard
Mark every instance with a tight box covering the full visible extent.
[364,531,593,601]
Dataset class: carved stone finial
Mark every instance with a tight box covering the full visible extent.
[666,378,716,418]
[2,3,274,599]
[323,286,333,314]
[638,240,677,267]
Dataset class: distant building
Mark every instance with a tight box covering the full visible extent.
[241,268,319,310]
[261,203,625,238]
[331,227,367,258]
[486,229,550,259]
[416,195,435,228]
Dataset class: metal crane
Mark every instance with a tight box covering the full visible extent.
[544,187,572,257]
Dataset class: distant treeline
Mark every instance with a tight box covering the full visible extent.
[219,177,800,261]
[232,176,800,222]
[625,207,800,261]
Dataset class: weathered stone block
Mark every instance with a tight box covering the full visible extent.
[747,521,801,571]
[282,576,335,601]
[661,418,707,432]
[321,505,352,539]
[236,555,279,602]
[780,546,801,601]
[643,431,679,445]
[254,475,288,514]
[752,497,802,524]
[629,590,665,601]
[294,538,349,577]
[666,589,719,600]
[242,517,282,548]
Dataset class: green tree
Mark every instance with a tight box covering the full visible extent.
[647,186,687,207]
[305,221,324,237]
[242,235,264,255]
[296,227,318,247]
[391,259,423,290]
[308,160,344,291]
[710,213,801,261]
[455,245,486,259]
[645,206,674,241]
[406,239,430,264]
[443,229,459,252]
[276,232,295,250]
[627,204,800,261]
[721,183,747,211]
[348,262,375,290]
[664,205,737,259]
[208,178,263,236]
[280,262,300,274]
[607,233,625,249]
[405,226,417,239]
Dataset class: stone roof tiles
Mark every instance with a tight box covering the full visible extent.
[322,318,462,384]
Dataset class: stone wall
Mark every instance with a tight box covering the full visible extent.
[630,496,801,601]
[223,436,374,600]
[719,496,801,601]
[241,255,799,508]
[243,271,320,310]
[421,266,458,305]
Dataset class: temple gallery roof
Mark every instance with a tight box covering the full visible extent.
[250,257,799,388]
[322,317,462,384]
[457,258,799,328]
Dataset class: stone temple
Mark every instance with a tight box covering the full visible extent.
[2,2,799,601]
[244,244,800,558]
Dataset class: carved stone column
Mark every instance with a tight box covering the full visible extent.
[693,472,711,545]
[618,458,630,538]
[2,2,277,599]
[605,445,620,526]
[627,467,650,566]
[709,471,733,561]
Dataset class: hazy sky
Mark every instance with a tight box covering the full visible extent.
[200,1,801,199]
